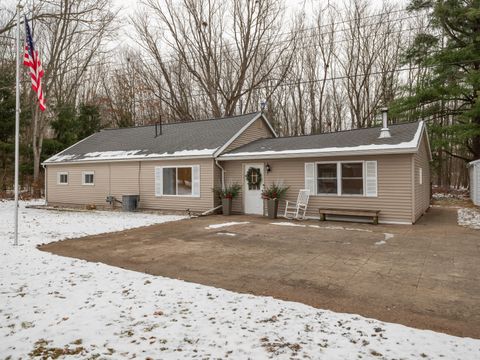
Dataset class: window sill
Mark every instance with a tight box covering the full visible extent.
[82,183,95,186]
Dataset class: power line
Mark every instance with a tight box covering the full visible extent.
[105,57,480,101]
[94,15,426,76]
[130,11,424,69]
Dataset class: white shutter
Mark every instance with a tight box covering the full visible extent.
[365,161,377,197]
[192,165,200,197]
[155,167,163,197]
[304,162,316,195]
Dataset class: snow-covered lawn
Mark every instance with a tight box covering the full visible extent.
[457,207,480,230]
[1,201,479,359]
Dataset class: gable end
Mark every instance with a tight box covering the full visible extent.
[216,114,276,155]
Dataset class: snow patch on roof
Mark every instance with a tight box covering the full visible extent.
[45,148,217,163]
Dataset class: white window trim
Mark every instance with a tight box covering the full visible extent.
[155,165,199,198]
[419,167,423,185]
[57,171,69,185]
[82,171,95,186]
[315,161,366,197]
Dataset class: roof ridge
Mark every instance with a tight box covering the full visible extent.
[267,121,420,141]
[100,111,261,131]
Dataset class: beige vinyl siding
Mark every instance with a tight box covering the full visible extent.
[47,163,110,206]
[109,162,141,201]
[46,158,216,212]
[221,154,414,223]
[223,162,245,214]
[223,117,274,153]
[413,133,431,222]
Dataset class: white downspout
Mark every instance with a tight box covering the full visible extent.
[42,164,47,205]
[215,159,225,190]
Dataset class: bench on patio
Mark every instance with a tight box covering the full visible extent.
[319,208,380,225]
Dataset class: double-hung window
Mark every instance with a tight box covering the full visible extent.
[307,161,377,197]
[341,163,363,195]
[82,171,94,185]
[155,165,200,197]
[57,172,68,185]
[317,163,338,194]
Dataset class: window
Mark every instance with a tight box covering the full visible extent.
[57,172,68,185]
[342,163,363,195]
[309,161,377,197]
[162,167,192,195]
[82,171,94,185]
[317,163,337,194]
[155,165,199,197]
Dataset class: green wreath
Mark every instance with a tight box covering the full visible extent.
[246,167,262,188]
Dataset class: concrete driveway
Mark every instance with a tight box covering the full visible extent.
[40,207,480,338]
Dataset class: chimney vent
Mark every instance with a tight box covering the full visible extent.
[378,107,391,138]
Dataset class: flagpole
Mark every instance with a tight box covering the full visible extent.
[14,3,23,246]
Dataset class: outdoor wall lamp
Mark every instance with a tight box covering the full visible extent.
[266,164,271,173]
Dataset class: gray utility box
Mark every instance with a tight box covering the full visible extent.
[122,195,139,211]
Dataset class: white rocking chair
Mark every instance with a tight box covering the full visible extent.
[284,189,310,220]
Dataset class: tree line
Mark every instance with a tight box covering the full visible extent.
[0,0,478,194]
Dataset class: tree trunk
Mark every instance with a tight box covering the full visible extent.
[473,115,480,160]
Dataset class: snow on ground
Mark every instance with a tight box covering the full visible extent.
[271,221,306,227]
[457,208,480,230]
[1,201,479,359]
[274,221,394,245]
[205,221,250,229]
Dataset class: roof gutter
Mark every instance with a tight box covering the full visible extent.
[218,147,420,161]
[42,154,214,166]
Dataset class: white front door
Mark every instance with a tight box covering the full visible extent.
[244,163,264,215]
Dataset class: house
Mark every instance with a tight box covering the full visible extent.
[43,111,431,224]
[468,159,480,206]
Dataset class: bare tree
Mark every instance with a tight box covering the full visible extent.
[133,0,298,122]
[25,0,116,193]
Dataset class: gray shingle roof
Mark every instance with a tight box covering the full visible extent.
[45,112,261,163]
[220,121,423,158]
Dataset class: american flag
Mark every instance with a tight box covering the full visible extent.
[23,16,46,112]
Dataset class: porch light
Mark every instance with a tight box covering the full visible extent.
[266,164,271,173]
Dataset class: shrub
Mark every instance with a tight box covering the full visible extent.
[261,183,289,200]
[212,183,242,199]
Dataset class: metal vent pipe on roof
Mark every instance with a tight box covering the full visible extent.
[378,107,391,138]
[155,116,162,137]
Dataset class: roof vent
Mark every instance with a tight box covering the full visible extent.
[155,116,162,137]
[378,107,391,139]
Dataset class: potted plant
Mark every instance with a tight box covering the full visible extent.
[261,183,289,219]
[213,183,242,216]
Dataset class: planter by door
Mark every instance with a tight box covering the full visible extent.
[267,198,279,219]
[222,198,232,216]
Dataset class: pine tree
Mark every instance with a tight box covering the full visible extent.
[391,0,480,162]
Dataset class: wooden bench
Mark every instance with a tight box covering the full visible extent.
[319,208,380,225]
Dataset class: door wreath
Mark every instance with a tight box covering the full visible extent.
[246,167,262,189]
